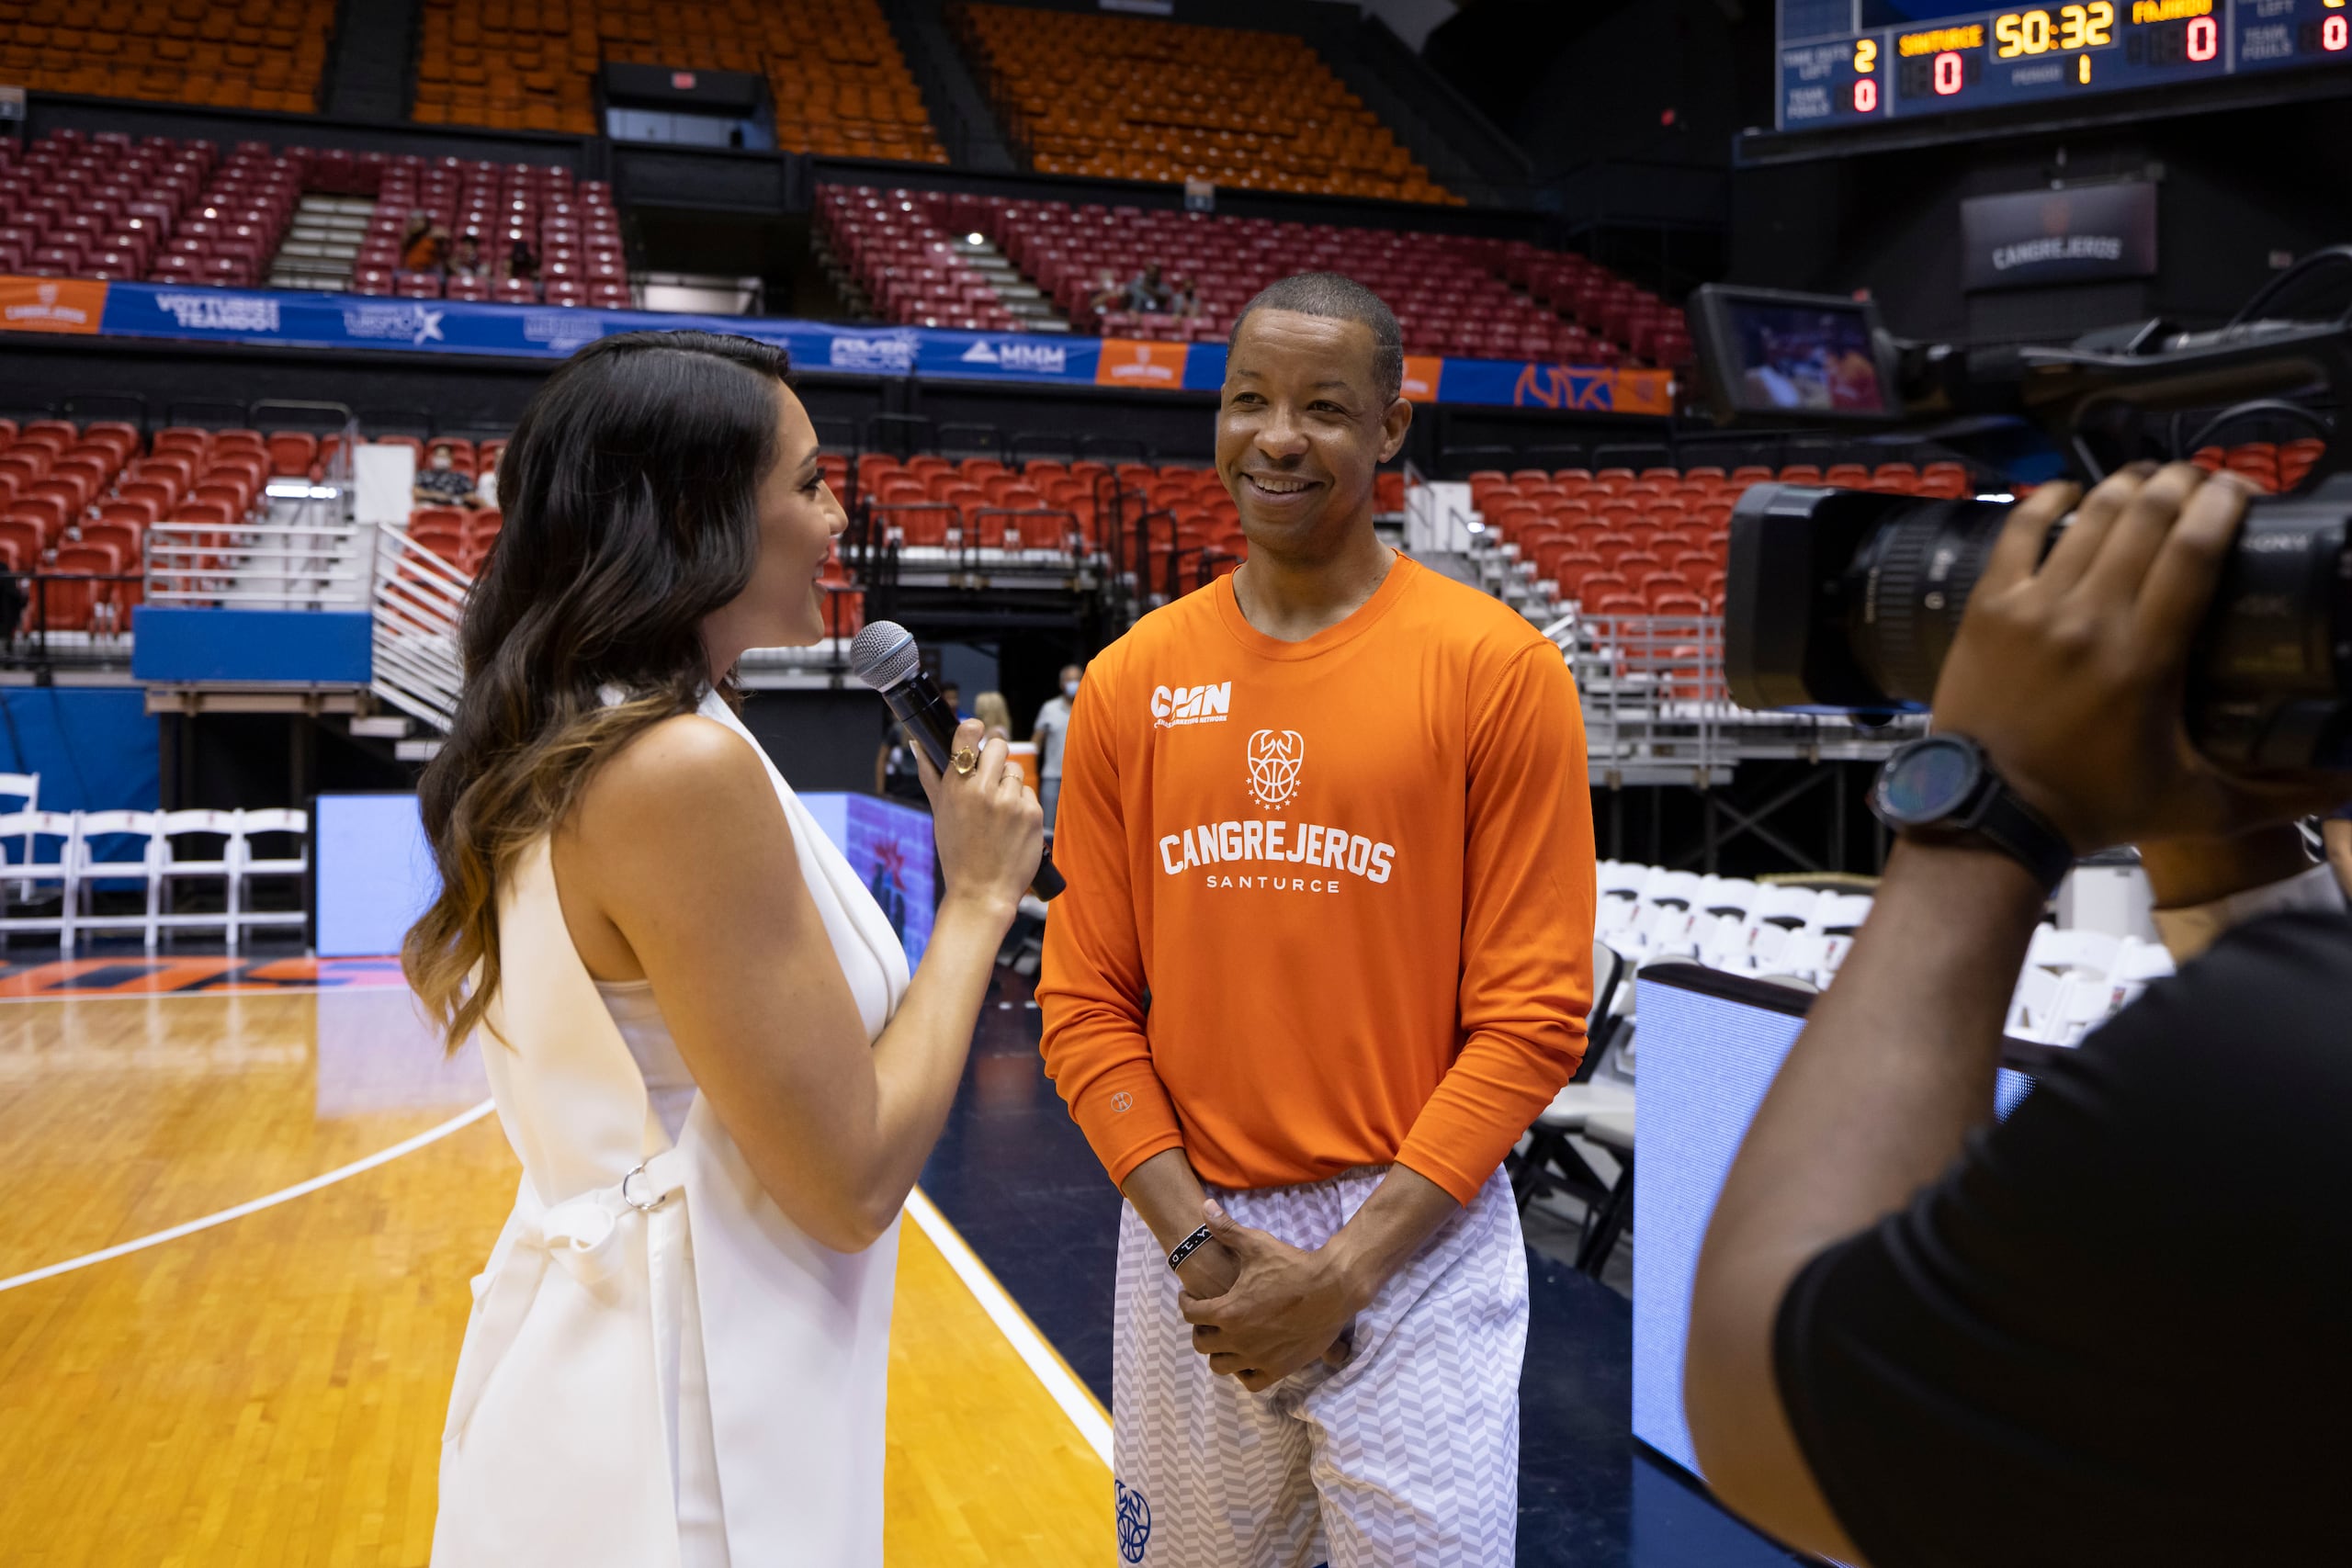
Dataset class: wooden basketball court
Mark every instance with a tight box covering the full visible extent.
[0,977,1105,1564]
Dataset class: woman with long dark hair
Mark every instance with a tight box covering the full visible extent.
[407,331,1040,1565]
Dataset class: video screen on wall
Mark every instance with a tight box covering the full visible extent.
[800,793,938,969]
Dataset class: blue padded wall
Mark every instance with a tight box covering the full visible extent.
[0,688,160,810]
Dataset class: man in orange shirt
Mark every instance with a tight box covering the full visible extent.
[1039,273,1597,1565]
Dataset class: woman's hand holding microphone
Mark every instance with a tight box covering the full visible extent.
[916,716,1044,926]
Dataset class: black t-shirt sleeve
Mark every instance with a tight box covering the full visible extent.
[1772,912,2352,1568]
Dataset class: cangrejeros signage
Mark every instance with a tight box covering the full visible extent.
[1961,182,2157,293]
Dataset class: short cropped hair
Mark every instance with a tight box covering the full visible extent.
[1227,272,1405,405]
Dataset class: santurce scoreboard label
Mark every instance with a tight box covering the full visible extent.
[1778,1,2352,130]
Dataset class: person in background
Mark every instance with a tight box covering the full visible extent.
[404,221,451,276]
[506,238,540,285]
[1170,276,1202,321]
[1091,268,1128,318]
[413,444,480,509]
[2326,802,2352,896]
[1125,262,1173,315]
[973,691,1013,744]
[1030,662,1082,834]
[473,457,500,511]
[448,233,489,279]
[399,209,433,268]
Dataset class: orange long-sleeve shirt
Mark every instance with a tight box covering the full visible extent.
[1037,555,1597,1205]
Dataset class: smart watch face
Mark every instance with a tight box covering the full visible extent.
[1873,735,1983,828]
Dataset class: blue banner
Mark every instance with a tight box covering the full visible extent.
[54,279,1675,412]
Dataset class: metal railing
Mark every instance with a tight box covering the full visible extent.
[1549,610,1921,784]
[144,517,373,610]
[369,525,470,734]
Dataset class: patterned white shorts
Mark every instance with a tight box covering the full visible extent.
[1109,1165,1527,1567]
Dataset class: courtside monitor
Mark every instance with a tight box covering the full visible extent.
[1690,285,1900,425]
[1633,963,2046,1478]
[312,793,438,958]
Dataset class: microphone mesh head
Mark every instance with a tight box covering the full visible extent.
[849,621,921,691]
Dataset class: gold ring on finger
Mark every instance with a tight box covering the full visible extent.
[952,746,980,776]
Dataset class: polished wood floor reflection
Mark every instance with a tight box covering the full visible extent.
[0,988,1104,1565]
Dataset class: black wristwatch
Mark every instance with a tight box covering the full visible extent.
[1870,734,2076,895]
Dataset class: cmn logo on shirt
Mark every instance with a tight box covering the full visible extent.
[1151,682,1232,728]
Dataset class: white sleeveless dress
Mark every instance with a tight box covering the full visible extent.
[432,689,911,1567]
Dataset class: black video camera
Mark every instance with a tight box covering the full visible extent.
[1689,264,2352,769]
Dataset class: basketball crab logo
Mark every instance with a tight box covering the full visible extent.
[1245,729,1305,810]
[1115,1479,1152,1562]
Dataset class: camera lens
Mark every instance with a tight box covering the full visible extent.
[1725,478,2352,769]
[1841,498,2010,706]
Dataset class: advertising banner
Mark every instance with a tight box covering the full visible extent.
[1094,337,1191,390]
[6,276,1676,415]
[0,276,107,333]
[1960,183,2157,293]
[1436,358,1675,414]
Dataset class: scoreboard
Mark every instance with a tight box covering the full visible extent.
[1778,1,2352,130]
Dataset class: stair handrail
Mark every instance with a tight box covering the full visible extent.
[370,523,470,734]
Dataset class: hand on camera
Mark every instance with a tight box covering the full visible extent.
[1931,463,2346,852]
[915,716,1043,919]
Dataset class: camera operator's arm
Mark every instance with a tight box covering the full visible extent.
[1687,465,2348,1560]
[2331,814,2352,897]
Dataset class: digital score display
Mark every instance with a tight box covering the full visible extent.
[1779,1,2352,130]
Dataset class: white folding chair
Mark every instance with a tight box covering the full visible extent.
[156,809,242,946]
[1809,892,1876,933]
[2026,925,2120,978]
[0,773,38,900]
[1513,940,1637,1220]
[1596,862,1648,942]
[2109,936,2176,986]
[1735,885,1821,973]
[2007,964,2066,1042]
[71,810,163,950]
[232,808,310,946]
[0,809,78,950]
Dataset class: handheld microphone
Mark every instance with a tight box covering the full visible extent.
[850,620,1065,901]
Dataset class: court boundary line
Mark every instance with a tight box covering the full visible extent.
[0,986,406,1004]
[0,1099,498,1294]
[904,1186,1114,1466]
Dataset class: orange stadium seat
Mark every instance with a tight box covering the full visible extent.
[410,0,944,160]
[0,0,332,112]
[953,4,1449,205]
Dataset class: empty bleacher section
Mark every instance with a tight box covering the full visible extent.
[411,0,944,161]
[1468,457,1975,619]
[0,130,623,302]
[820,185,1691,365]
[0,412,360,637]
[0,130,292,286]
[0,0,333,113]
[951,4,1448,204]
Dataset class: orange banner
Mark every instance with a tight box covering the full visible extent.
[1610,368,1676,416]
[0,276,107,334]
[1399,354,1442,403]
[1095,338,1191,390]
